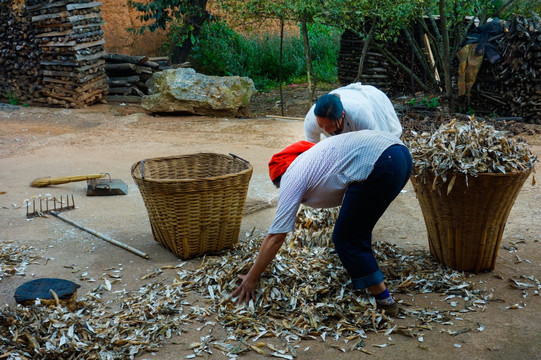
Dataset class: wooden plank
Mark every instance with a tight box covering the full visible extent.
[27,1,67,12]
[107,75,140,83]
[41,40,77,47]
[265,115,303,121]
[41,60,79,66]
[104,53,148,65]
[105,95,142,103]
[68,13,102,23]
[72,30,104,39]
[141,60,160,70]
[32,11,69,22]
[76,75,108,92]
[43,69,79,78]
[78,72,104,83]
[105,63,137,73]
[34,23,73,30]
[39,29,104,40]
[135,65,153,74]
[43,69,103,83]
[76,59,106,72]
[75,50,106,62]
[36,29,73,38]
[73,39,105,51]
[66,2,102,11]
[149,56,169,62]
[43,77,78,86]
[42,60,105,74]
[73,22,105,30]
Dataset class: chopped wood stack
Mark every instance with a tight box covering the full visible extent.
[338,16,541,123]
[104,53,163,103]
[0,0,107,108]
[28,0,107,107]
[464,15,541,123]
[0,0,42,104]
[337,29,392,92]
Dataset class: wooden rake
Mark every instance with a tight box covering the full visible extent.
[26,195,149,259]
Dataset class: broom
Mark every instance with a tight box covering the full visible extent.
[30,174,107,188]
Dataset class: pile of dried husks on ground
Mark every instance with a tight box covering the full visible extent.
[0,242,36,281]
[1,116,540,359]
[5,206,538,359]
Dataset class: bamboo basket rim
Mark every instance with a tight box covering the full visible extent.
[131,153,253,183]
[413,166,533,179]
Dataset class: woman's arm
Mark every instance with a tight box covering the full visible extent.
[231,232,287,304]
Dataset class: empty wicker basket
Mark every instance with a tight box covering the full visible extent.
[410,168,532,273]
[131,153,253,259]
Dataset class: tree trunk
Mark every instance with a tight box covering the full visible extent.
[171,40,192,64]
[171,0,209,64]
[354,17,377,83]
[370,39,430,92]
[439,0,454,112]
[301,19,316,103]
[279,17,284,116]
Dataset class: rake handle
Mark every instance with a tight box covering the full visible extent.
[50,211,150,259]
[31,174,107,188]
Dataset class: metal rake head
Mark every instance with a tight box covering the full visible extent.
[26,194,75,218]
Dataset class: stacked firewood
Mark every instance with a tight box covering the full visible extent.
[337,29,393,92]
[0,0,107,108]
[104,53,163,102]
[465,15,541,123]
[338,16,541,123]
[27,0,108,107]
[0,0,41,104]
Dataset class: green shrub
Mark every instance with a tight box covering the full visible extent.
[186,20,340,90]
[7,92,19,105]
[307,23,340,83]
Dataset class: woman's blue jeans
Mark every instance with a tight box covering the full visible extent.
[332,144,412,290]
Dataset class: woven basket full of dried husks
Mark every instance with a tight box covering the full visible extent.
[410,169,532,272]
[131,153,253,259]
[406,117,536,273]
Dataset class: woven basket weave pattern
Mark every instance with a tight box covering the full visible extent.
[411,169,531,272]
[131,153,253,259]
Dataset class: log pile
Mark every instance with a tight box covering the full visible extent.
[464,15,541,123]
[29,0,107,107]
[104,53,163,103]
[0,0,107,108]
[337,29,392,92]
[338,16,541,123]
[0,0,42,104]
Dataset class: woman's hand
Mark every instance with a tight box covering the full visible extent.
[230,232,287,306]
[231,274,258,305]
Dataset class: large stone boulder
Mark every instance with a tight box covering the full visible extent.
[141,68,256,117]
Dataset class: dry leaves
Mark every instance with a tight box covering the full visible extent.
[404,116,537,186]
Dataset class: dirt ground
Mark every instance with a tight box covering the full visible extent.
[0,88,540,359]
